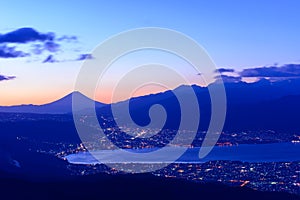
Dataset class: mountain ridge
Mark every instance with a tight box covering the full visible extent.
[2,78,300,115]
[0,91,106,114]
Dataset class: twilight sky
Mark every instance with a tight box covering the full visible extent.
[0,0,300,105]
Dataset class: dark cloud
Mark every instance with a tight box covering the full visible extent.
[240,64,300,77]
[0,74,16,81]
[0,27,88,63]
[76,54,93,61]
[0,45,28,58]
[215,68,235,73]
[0,28,54,44]
[215,75,242,83]
[0,28,61,59]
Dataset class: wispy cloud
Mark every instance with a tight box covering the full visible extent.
[240,64,300,77]
[0,45,28,58]
[76,53,93,61]
[215,74,242,83]
[41,53,94,63]
[0,74,16,81]
[214,64,300,83]
[56,35,77,42]
[42,55,57,63]
[215,68,235,73]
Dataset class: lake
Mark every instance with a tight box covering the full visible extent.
[65,142,300,164]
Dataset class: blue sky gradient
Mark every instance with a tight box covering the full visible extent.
[1,0,299,67]
[0,0,299,105]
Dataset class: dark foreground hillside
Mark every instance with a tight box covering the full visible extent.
[0,172,298,200]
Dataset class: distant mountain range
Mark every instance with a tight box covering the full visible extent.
[2,78,300,114]
[0,91,106,114]
[1,78,300,131]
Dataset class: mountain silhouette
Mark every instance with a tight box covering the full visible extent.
[0,91,106,114]
[1,78,300,132]
[107,79,300,132]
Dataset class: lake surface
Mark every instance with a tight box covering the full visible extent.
[65,142,300,164]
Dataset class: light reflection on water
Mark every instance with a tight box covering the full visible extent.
[65,142,300,164]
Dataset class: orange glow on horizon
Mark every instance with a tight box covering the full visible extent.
[94,84,172,104]
[0,87,172,106]
[0,88,74,106]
